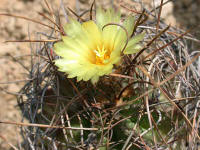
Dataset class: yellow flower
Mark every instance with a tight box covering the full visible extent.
[54,7,145,84]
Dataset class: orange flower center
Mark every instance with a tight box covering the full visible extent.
[93,45,110,65]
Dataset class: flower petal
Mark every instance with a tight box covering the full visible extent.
[96,7,121,29]
[63,18,82,37]
[113,16,135,52]
[123,44,142,54]
[82,21,102,46]
[64,19,98,52]
[91,76,99,84]
[55,59,78,72]
[96,8,121,52]
[123,32,145,54]
[123,16,135,37]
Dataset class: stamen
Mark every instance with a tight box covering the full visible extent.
[93,45,110,65]
[94,50,101,57]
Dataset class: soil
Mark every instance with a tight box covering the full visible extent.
[0,0,199,149]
